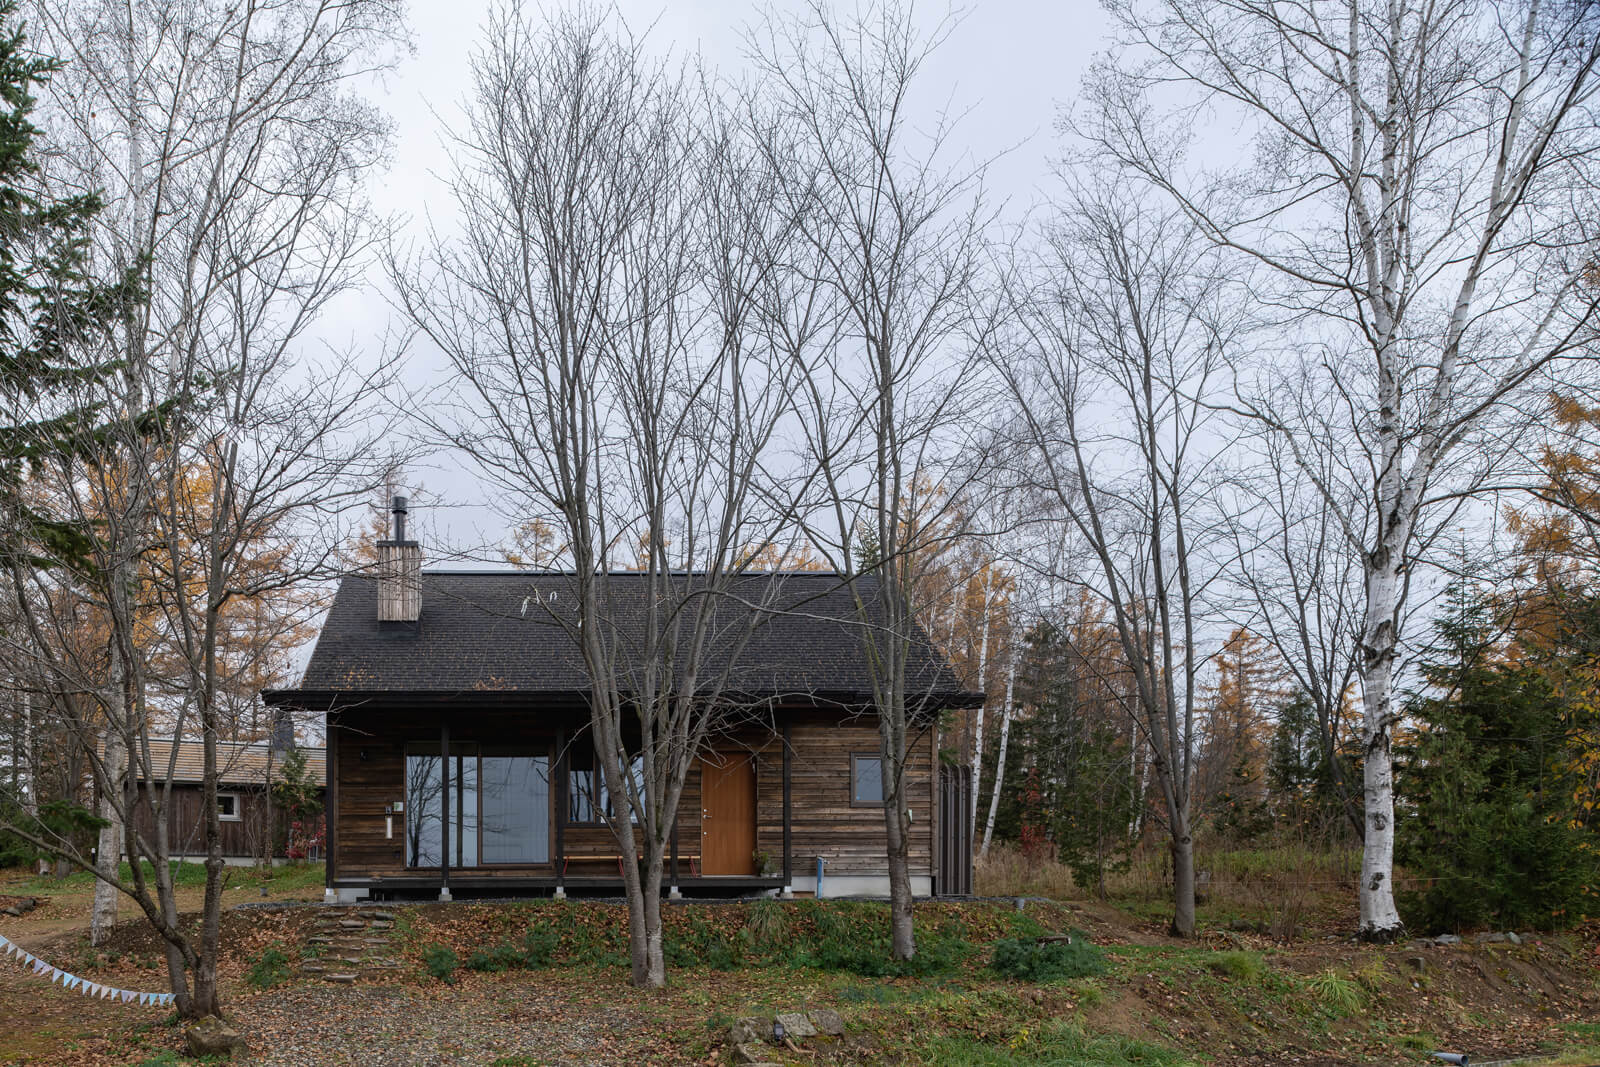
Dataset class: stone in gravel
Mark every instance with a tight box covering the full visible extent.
[1506,932,1522,945]
[2,906,19,917]
[1406,956,1427,974]
[1434,934,1461,945]
[774,1012,817,1040]
[733,1043,778,1065]
[186,1015,246,1058]
[1475,932,1508,944]
[729,1017,772,1045]
[325,973,359,984]
[807,1009,845,1036]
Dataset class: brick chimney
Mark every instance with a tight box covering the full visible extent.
[377,495,421,622]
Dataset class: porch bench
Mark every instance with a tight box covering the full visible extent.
[556,854,702,879]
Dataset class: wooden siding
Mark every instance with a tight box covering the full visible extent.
[328,702,935,885]
[126,784,294,859]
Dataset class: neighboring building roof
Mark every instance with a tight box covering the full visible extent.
[131,738,326,788]
[268,570,980,710]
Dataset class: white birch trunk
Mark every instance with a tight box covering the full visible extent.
[1356,541,1406,938]
[980,649,1017,856]
[968,575,991,834]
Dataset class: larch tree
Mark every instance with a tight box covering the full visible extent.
[1087,0,1600,939]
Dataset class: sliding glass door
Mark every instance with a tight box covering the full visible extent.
[405,746,549,868]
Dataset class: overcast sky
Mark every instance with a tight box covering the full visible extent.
[333,0,1110,565]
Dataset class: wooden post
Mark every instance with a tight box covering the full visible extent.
[554,726,566,899]
[781,719,793,894]
[324,712,338,902]
[439,723,451,901]
[670,808,680,889]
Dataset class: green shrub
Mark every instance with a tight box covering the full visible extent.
[989,935,1108,983]
[466,942,524,972]
[421,943,458,982]
[521,926,559,968]
[244,945,292,990]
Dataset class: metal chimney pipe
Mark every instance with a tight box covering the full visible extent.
[392,495,409,542]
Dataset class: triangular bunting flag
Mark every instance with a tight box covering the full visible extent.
[120,990,132,1003]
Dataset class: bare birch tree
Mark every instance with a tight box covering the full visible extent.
[995,183,1240,937]
[5,0,406,1016]
[747,0,992,961]
[1087,0,1600,938]
[390,6,803,988]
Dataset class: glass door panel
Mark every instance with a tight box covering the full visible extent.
[481,756,549,863]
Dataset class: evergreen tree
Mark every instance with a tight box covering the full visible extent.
[1267,691,1357,840]
[1001,623,1141,896]
[0,0,131,566]
[1397,584,1600,932]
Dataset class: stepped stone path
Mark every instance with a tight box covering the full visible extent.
[298,907,403,984]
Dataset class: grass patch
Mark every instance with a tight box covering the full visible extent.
[1205,951,1265,982]
[903,1017,1195,1066]
[990,935,1108,983]
[14,860,326,895]
[1305,968,1366,1016]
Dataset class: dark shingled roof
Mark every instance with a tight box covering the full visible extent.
[268,571,979,709]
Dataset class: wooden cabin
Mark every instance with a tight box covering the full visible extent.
[125,738,326,865]
[263,501,979,903]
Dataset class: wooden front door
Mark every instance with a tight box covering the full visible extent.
[699,753,757,875]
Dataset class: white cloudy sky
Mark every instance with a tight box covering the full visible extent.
[335,0,1111,564]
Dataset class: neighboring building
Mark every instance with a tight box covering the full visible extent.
[126,738,326,865]
[264,499,979,903]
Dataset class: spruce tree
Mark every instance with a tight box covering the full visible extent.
[1397,584,1600,932]
[0,0,130,566]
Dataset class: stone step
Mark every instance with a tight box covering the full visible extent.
[337,919,367,930]
[324,973,358,984]
[359,910,396,921]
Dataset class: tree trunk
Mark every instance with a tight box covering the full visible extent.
[1357,555,1405,940]
[91,712,125,946]
[640,853,666,988]
[980,652,1017,857]
[968,578,991,834]
[884,794,916,961]
[1169,816,1196,938]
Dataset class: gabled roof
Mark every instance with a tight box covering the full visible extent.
[132,738,326,788]
[267,570,979,709]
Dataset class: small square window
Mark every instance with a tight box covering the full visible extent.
[217,793,241,822]
[851,754,883,807]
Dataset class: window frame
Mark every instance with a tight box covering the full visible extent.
[403,743,554,869]
[850,753,884,808]
[216,792,242,822]
[564,743,646,827]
